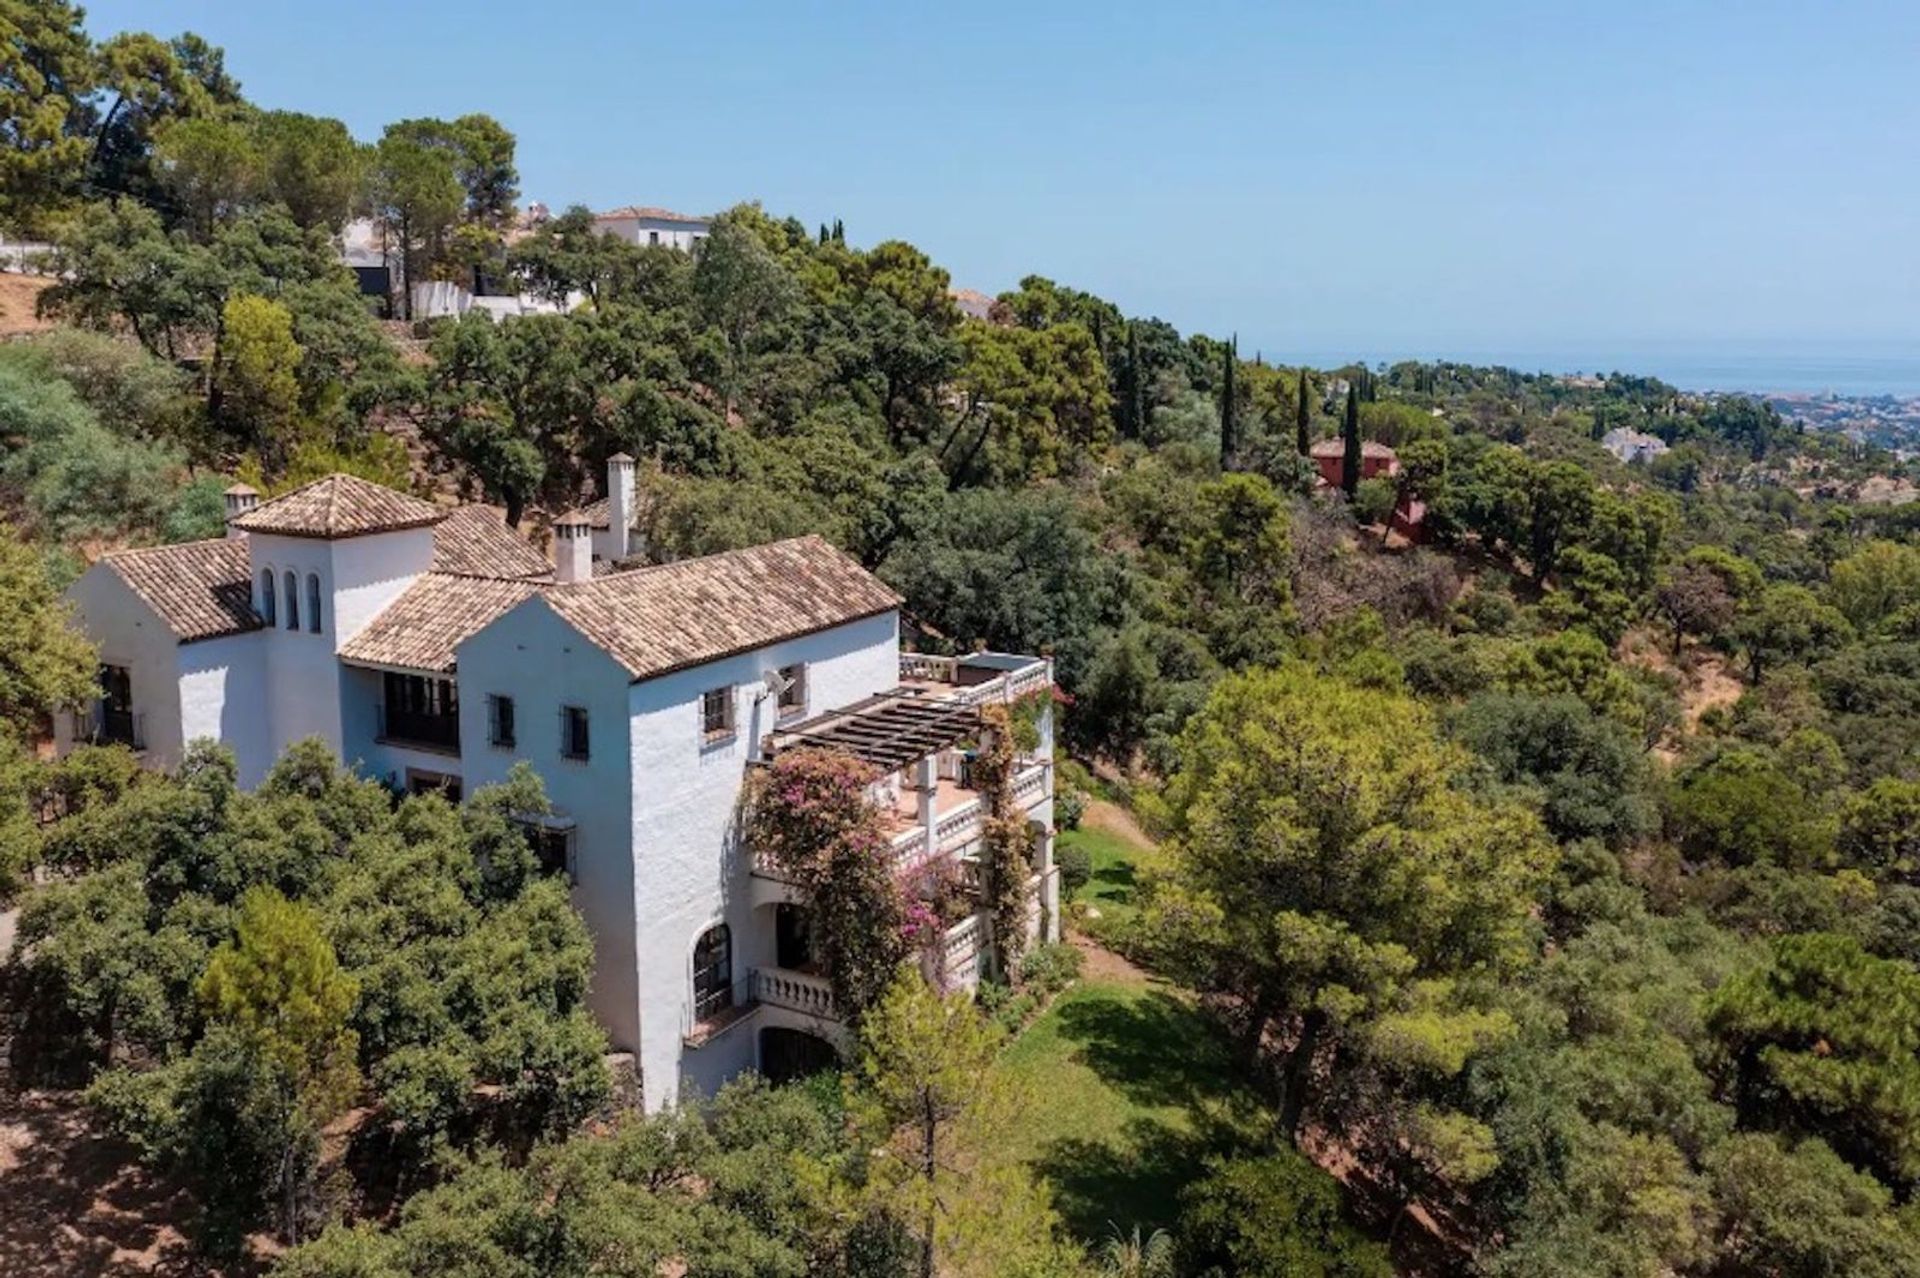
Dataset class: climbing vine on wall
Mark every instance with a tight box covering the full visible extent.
[744,748,910,1022]
[975,703,1030,980]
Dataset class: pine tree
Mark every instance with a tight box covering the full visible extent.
[1126,321,1147,441]
[1341,383,1361,497]
[1296,368,1312,457]
[1220,336,1238,471]
[832,218,845,244]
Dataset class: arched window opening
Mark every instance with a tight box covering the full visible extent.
[693,924,733,1022]
[306,573,322,634]
[283,571,300,631]
[258,569,276,626]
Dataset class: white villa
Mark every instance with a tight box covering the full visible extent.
[55,459,1059,1108]
[593,206,712,252]
[1601,426,1671,465]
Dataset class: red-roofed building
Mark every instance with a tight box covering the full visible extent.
[1307,438,1428,541]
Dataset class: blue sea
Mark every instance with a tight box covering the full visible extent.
[1290,340,1920,399]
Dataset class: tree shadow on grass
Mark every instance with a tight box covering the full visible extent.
[1049,989,1260,1115]
[1087,859,1137,906]
[1030,990,1272,1239]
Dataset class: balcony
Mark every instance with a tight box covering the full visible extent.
[683,966,840,1047]
[752,967,839,1020]
[753,648,1055,886]
[898,651,1053,706]
[886,758,1052,876]
[377,704,461,754]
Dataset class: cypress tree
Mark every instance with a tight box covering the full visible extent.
[1341,383,1361,497]
[1296,368,1312,457]
[1220,336,1238,470]
[1126,321,1146,441]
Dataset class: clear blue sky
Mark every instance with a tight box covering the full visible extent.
[80,0,1920,365]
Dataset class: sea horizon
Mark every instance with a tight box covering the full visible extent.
[1278,339,1920,399]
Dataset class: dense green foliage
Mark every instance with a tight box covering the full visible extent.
[11,743,608,1249]
[15,11,1920,1276]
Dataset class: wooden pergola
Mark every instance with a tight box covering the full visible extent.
[768,692,980,773]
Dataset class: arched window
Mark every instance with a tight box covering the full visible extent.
[305,573,322,634]
[283,571,299,631]
[692,924,733,1022]
[258,569,276,626]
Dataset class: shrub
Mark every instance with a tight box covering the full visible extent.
[1056,785,1087,830]
[1056,841,1093,897]
[1018,941,1083,995]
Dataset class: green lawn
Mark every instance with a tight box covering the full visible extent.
[997,977,1270,1240]
[997,810,1269,1241]
[1058,819,1164,932]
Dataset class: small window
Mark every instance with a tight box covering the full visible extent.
[693,923,733,1022]
[305,573,322,634]
[488,694,516,748]
[647,229,660,246]
[776,663,806,720]
[283,571,299,631]
[701,686,734,741]
[258,569,276,626]
[560,705,590,760]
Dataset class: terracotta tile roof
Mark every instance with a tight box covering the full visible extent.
[593,205,708,224]
[578,496,613,530]
[103,539,261,643]
[338,573,540,673]
[432,505,553,580]
[232,474,446,539]
[543,535,900,680]
[1309,438,1398,459]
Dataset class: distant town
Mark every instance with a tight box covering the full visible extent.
[1764,390,1920,454]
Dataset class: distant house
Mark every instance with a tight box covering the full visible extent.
[1601,427,1670,465]
[950,288,995,322]
[338,218,392,315]
[1308,438,1427,541]
[594,206,711,252]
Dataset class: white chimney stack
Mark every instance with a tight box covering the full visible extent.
[223,483,259,539]
[607,452,635,561]
[553,512,592,584]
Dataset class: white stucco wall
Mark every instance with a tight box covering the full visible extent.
[245,528,433,765]
[456,600,641,1056]
[626,610,900,1109]
[58,564,184,766]
[597,215,709,252]
[336,662,464,794]
[177,632,270,787]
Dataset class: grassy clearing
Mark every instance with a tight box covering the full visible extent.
[1001,812,1269,1242]
[1059,824,1155,926]
[997,977,1269,1240]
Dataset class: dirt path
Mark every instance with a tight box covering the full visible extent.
[0,1088,217,1277]
[1068,932,1152,987]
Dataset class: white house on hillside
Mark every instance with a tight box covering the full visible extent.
[57,463,1059,1108]
[594,206,711,252]
[1601,427,1671,465]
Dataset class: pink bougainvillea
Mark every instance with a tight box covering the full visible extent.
[744,748,911,1022]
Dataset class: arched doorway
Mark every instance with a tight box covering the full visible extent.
[759,1026,839,1086]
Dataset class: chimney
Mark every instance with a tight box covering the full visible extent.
[553,512,592,584]
[607,453,635,561]
[223,483,259,539]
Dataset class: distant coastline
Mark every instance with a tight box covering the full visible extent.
[1286,342,1920,399]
